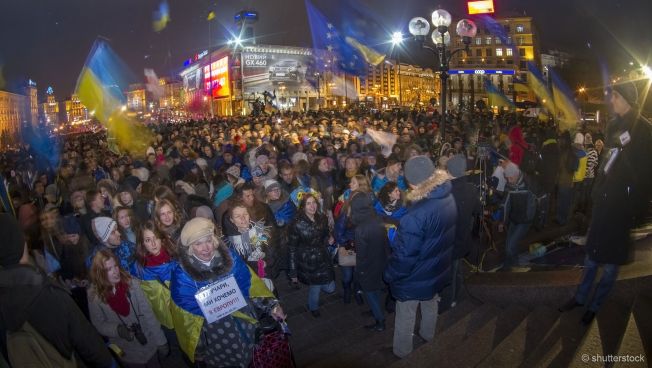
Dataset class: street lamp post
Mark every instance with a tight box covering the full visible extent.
[408,10,477,141]
[391,32,404,107]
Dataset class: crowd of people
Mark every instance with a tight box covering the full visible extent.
[0,81,650,367]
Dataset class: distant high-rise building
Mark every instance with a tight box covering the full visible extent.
[360,59,437,108]
[0,90,28,143]
[40,87,59,125]
[23,80,39,126]
[234,9,258,45]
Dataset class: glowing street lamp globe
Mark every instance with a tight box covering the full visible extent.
[431,9,452,28]
[456,19,478,38]
[432,31,451,46]
[391,31,403,45]
[408,17,430,37]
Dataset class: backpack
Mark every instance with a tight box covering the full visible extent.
[6,321,77,368]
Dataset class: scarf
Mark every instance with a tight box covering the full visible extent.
[145,247,171,267]
[106,281,130,317]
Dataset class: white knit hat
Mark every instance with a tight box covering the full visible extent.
[180,217,215,247]
[92,217,117,244]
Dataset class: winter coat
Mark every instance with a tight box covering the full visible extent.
[130,261,177,329]
[537,138,560,193]
[170,246,276,366]
[586,111,652,265]
[351,195,389,291]
[0,264,113,367]
[508,126,526,166]
[450,176,481,259]
[288,211,335,285]
[384,170,457,302]
[88,279,166,365]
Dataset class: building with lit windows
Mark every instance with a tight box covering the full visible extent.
[64,94,88,123]
[40,87,59,125]
[448,15,540,107]
[359,60,438,109]
[126,85,148,113]
[23,81,39,127]
[0,90,28,143]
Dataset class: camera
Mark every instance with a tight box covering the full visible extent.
[130,323,148,346]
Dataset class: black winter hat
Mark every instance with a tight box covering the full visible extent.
[0,214,25,266]
[611,81,638,107]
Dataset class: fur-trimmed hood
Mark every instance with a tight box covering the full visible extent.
[178,240,233,282]
[406,169,453,203]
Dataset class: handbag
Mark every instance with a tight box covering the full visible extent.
[252,330,295,368]
[337,246,356,267]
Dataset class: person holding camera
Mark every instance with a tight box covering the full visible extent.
[88,249,168,367]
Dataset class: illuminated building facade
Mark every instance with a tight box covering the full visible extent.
[127,85,148,113]
[23,80,39,127]
[64,94,88,123]
[448,15,540,106]
[359,60,438,109]
[0,90,28,142]
[40,87,59,125]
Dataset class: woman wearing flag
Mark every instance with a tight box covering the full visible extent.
[130,221,177,332]
[169,217,285,367]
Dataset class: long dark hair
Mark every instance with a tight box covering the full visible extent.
[135,220,177,265]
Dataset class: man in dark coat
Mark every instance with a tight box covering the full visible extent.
[0,214,114,367]
[440,154,480,311]
[384,156,457,358]
[351,192,389,331]
[560,82,652,324]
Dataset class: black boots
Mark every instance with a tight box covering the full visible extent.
[364,320,385,332]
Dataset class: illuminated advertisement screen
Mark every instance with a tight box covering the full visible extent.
[468,0,495,14]
[241,48,314,93]
[203,56,230,98]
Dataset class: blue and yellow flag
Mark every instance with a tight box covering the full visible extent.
[75,41,154,155]
[305,0,385,76]
[550,68,581,131]
[526,62,555,114]
[152,1,170,32]
[484,78,514,108]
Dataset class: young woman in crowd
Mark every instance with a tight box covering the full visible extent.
[130,220,177,332]
[115,206,138,244]
[88,249,168,367]
[374,181,408,226]
[289,193,336,317]
[154,199,184,246]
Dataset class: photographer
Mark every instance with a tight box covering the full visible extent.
[88,249,167,367]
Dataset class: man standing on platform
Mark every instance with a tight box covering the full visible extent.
[384,156,457,358]
[559,81,652,324]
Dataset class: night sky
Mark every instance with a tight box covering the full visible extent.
[0,0,649,99]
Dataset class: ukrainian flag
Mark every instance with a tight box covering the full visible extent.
[484,79,514,108]
[130,261,177,329]
[526,62,556,115]
[550,69,581,131]
[75,41,153,155]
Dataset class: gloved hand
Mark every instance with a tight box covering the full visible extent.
[117,324,134,341]
[157,344,170,357]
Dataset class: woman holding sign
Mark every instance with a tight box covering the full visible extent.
[170,217,285,367]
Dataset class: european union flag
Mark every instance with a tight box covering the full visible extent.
[305,0,385,76]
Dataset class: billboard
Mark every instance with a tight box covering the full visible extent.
[204,56,230,98]
[468,0,495,14]
[241,49,315,94]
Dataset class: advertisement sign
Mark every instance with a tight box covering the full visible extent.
[242,49,314,94]
[184,68,201,91]
[204,56,230,98]
[451,69,515,75]
[468,0,495,14]
[194,275,247,324]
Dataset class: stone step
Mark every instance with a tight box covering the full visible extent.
[614,313,646,368]
[631,293,652,360]
[478,306,559,368]
[443,304,531,368]
[518,308,586,368]
[389,303,502,368]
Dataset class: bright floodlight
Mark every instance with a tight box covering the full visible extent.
[432,31,451,46]
[391,32,403,45]
[643,65,652,79]
[432,9,452,28]
[408,17,430,37]
[456,19,477,37]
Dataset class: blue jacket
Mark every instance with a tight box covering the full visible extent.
[384,172,457,301]
[371,174,407,194]
[86,240,136,270]
[170,248,253,317]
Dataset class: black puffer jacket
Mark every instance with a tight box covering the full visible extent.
[351,194,388,291]
[288,212,334,285]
